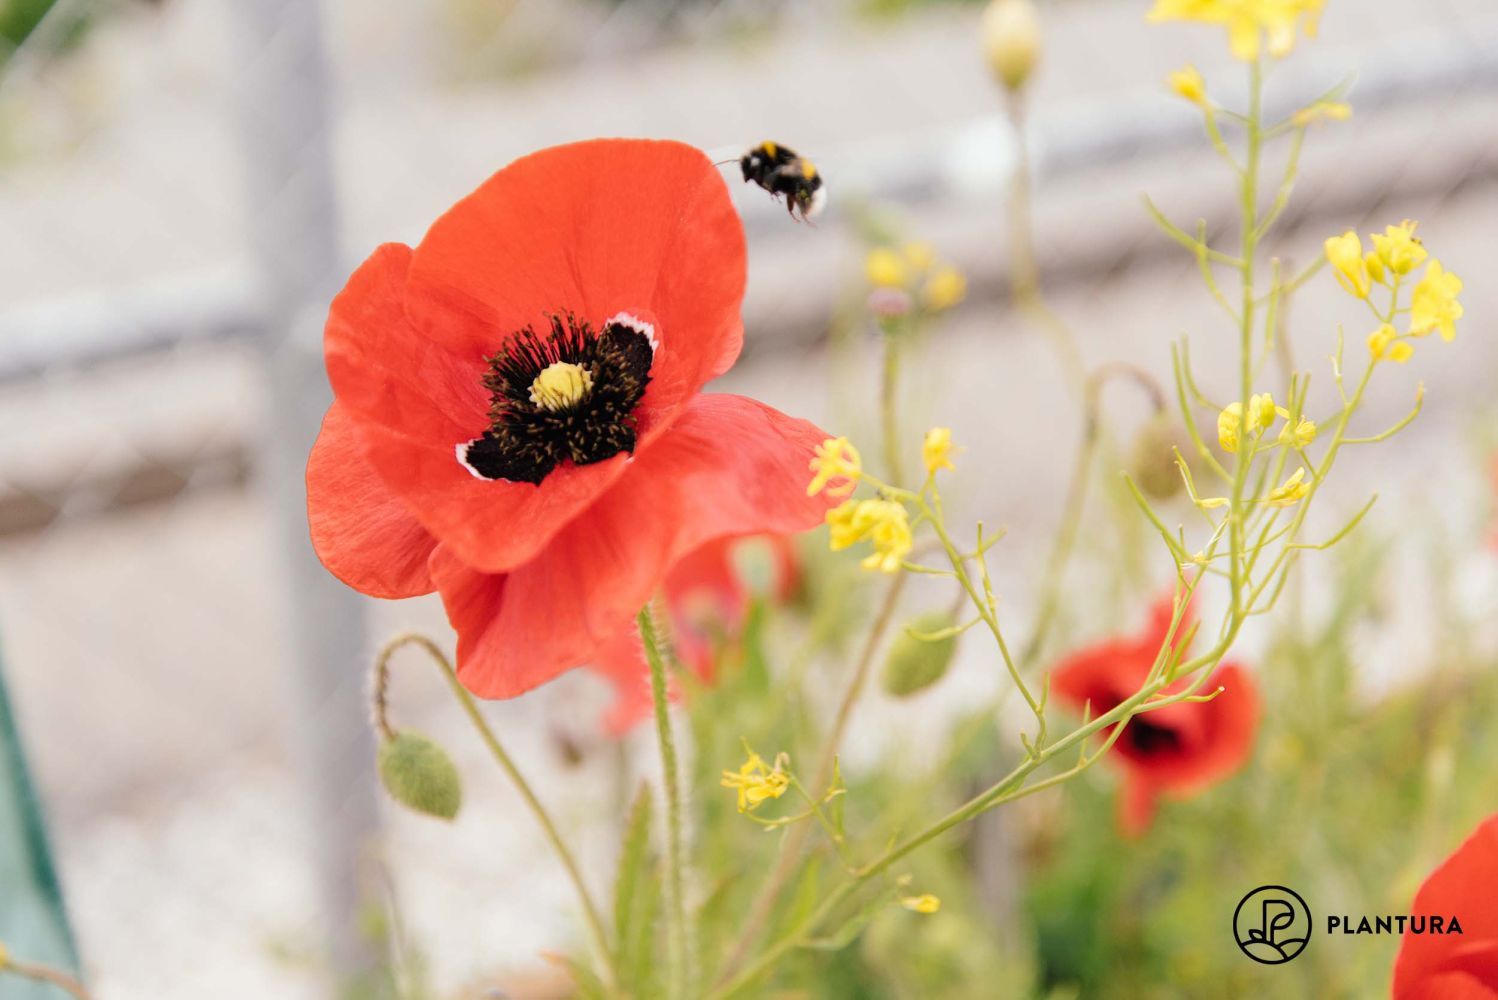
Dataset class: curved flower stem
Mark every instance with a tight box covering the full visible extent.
[712,572,907,988]
[0,956,94,1000]
[637,607,690,1000]
[373,633,619,996]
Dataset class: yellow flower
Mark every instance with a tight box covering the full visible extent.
[1267,467,1310,507]
[1408,259,1464,341]
[1369,220,1427,278]
[1248,392,1277,432]
[1217,394,1275,453]
[1368,323,1413,364]
[0,940,8,969]
[807,437,862,497]
[921,267,967,312]
[903,241,936,271]
[826,498,913,574]
[866,248,909,289]
[922,426,959,476]
[901,894,942,914]
[1278,417,1316,449]
[720,751,789,813]
[1291,100,1351,128]
[1168,64,1208,106]
[1147,0,1323,62]
[1325,230,1372,299]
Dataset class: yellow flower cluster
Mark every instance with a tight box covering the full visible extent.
[922,426,959,477]
[1168,64,1208,107]
[865,242,967,313]
[1217,393,1315,455]
[901,894,942,914]
[1326,222,1464,362]
[720,751,790,813]
[827,497,913,574]
[1147,0,1324,62]
[1267,467,1310,507]
[807,436,862,498]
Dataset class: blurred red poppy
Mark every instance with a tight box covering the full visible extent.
[1050,594,1260,835]
[307,139,833,698]
[591,535,799,734]
[1393,813,1498,999]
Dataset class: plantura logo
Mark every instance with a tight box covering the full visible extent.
[1233,885,1312,964]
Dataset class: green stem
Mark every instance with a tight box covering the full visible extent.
[0,957,94,1000]
[638,607,691,999]
[374,633,619,995]
[880,329,905,485]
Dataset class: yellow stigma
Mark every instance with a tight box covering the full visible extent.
[529,361,593,411]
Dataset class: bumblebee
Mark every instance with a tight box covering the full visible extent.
[739,141,826,221]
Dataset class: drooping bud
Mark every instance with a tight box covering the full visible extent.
[377,730,463,821]
[1129,413,1194,501]
[882,610,960,697]
[981,0,1042,93]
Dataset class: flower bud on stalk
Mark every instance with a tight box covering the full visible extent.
[378,730,463,820]
[882,610,961,697]
[1129,413,1194,501]
[981,0,1043,93]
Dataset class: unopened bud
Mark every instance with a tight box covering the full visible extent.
[1129,414,1193,501]
[378,730,462,820]
[882,610,960,698]
[981,0,1042,93]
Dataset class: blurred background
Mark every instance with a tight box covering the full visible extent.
[1,0,1495,997]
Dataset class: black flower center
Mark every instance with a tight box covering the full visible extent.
[457,313,655,485]
[1125,719,1181,756]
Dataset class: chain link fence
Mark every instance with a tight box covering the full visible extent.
[1,0,1495,997]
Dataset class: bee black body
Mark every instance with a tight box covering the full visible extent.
[739,141,826,222]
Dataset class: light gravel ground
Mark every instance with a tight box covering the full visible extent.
[2,0,1497,997]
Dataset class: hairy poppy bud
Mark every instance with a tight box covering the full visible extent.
[378,730,462,820]
[981,0,1042,93]
[882,610,960,698]
[1129,414,1193,501]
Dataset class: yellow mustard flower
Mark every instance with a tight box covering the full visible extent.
[827,498,913,574]
[1278,417,1317,449]
[903,241,937,271]
[921,267,968,312]
[1368,323,1413,364]
[720,751,789,813]
[1325,230,1371,299]
[922,426,959,476]
[1168,64,1208,106]
[1148,0,1323,62]
[866,247,909,289]
[1369,220,1427,278]
[1291,100,1351,128]
[1408,259,1464,341]
[901,894,942,914]
[1267,467,1310,507]
[807,436,862,497]
[1218,394,1275,453]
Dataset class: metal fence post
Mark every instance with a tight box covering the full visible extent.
[228,0,384,989]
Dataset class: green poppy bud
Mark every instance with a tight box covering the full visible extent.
[377,730,462,821]
[1129,413,1193,501]
[882,610,960,698]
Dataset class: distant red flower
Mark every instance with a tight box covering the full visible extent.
[306,139,834,698]
[591,535,798,734]
[1050,593,1260,835]
[1393,813,1498,999]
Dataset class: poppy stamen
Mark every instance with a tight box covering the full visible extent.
[456,313,654,485]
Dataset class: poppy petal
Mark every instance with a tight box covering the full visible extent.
[1394,813,1498,999]
[434,393,835,698]
[404,138,745,438]
[306,402,437,599]
[325,242,635,573]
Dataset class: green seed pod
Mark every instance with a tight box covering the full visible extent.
[1129,413,1193,501]
[882,610,960,698]
[377,730,462,821]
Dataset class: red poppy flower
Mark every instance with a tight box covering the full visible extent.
[591,534,799,734]
[1393,813,1498,999]
[1050,593,1260,836]
[306,139,834,698]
